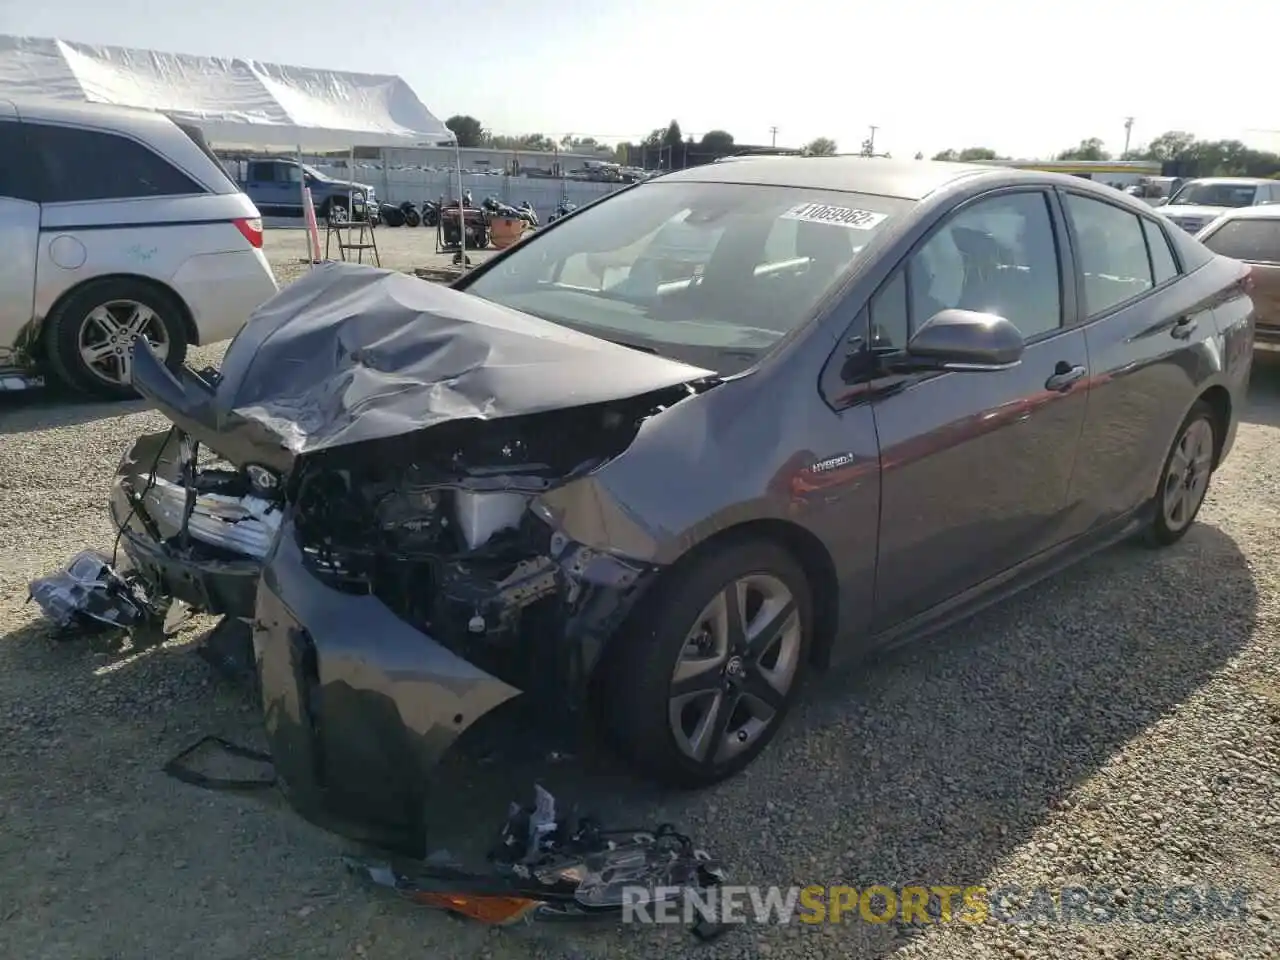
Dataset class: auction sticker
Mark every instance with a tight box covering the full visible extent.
[780,202,887,230]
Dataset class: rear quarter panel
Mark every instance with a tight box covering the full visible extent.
[1071,262,1220,523]
[35,194,275,344]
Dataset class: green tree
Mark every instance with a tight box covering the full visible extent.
[699,130,736,155]
[958,147,999,161]
[444,115,486,148]
[1056,137,1111,161]
[805,137,838,156]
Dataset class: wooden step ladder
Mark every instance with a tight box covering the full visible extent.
[325,213,381,267]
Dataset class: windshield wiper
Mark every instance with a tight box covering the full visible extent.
[600,337,657,354]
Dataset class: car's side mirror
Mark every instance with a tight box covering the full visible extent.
[892,309,1025,372]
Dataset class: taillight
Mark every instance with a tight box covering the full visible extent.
[233,217,264,249]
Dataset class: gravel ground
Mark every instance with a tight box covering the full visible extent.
[1,239,1278,959]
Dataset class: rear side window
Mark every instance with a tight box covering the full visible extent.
[1142,218,1179,285]
[0,120,43,203]
[1063,194,1153,317]
[26,122,203,203]
[1200,219,1280,264]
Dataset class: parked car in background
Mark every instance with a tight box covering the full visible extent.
[115,157,1252,854]
[1125,175,1184,205]
[234,157,376,224]
[1158,177,1280,235]
[1197,205,1280,353]
[0,98,278,398]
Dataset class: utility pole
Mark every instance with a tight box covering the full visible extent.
[861,125,878,157]
[769,125,778,147]
[1123,117,1134,158]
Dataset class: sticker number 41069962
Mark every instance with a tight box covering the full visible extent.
[780,202,888,230]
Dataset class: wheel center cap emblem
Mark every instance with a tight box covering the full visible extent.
[725,656,745,679]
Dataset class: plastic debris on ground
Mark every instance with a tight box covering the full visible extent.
[345,784,729,940]
[27,550,157,635]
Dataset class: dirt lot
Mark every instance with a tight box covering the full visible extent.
[265,223,496,288]
[1,237,1278,959]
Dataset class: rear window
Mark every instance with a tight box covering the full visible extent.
[1168,182,1259,208]
[1200,219,1280,264]
[175,121,234,182]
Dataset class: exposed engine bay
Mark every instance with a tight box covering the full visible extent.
[285,387,693,694]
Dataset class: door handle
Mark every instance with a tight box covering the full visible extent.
[1171,316,1197,340]
[1044,363,1087,392]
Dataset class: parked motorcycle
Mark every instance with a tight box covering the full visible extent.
[378,201,406,227]
[547,200,577,223]
[481,196,539,229]
[399,201,421,228]
[421,199,441,228]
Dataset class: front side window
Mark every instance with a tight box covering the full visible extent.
[464,181,910,372]
[1168,182,1258,208]
[1199,218,1280,263]
[26,123,203,203]
[906,191,1062,339]
[1063,193,1154,317]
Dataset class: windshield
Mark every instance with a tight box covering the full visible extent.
[1168,181,1258,208]
[463,181,909,373]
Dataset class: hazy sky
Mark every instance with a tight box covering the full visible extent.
[2,0,1277,159]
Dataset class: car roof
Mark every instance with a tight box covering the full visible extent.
[648,155,1129,202]
[1181,176,1273,186]
[7,96,179,137]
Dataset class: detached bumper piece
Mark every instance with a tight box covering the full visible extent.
[346,786,729,941]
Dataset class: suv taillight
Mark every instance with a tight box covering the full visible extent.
[234,217,264,249]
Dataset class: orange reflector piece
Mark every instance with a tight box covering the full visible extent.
[409,891,541,924]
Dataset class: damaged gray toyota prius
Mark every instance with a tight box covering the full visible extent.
[110,156,1253,856]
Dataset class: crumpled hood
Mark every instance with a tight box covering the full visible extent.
[132,261,713,471]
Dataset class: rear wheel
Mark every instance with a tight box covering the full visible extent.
[404,209,421,228]
[44,279,189,400]
[1145,400,1217,546]
[603,539,812,788]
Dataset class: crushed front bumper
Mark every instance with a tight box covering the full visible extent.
[108,430,263,620]
[254,519,522,856]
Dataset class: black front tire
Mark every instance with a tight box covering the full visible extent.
[602,538,812,788]
[44,278,189,400]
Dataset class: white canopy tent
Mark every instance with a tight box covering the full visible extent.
[0,35,472,262]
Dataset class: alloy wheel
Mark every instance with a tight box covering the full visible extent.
[1162,417,1214,532]
[77,300,170,386]
[668,574,802,767]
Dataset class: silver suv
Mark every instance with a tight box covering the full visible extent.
[0,98,279,398]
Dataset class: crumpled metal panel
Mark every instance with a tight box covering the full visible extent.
[131,261,712,469]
